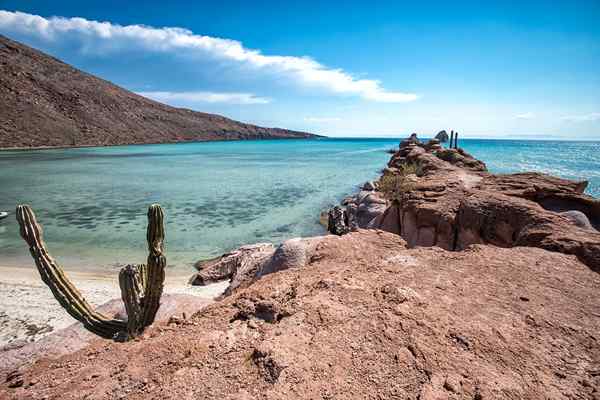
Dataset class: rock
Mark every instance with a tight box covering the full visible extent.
[223,245,277,296]
[435,148,487,171]
[362,181,376,191]
[560,210,595,231]
[256,236,323,279]
[327,206,350,236]
[5,370,23,388]
[425,139,442,152]
[356,201,387,228]
[435,130,449,142]
[399,133,421,149]
[190,243,275,286]
[354,134,600,271]
[373,205,401,235]
[251,346,288,383]
[205,236,326,296]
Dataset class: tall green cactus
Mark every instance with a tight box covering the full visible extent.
[16,204,166,340]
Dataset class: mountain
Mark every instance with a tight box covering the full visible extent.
[0,35,317,149]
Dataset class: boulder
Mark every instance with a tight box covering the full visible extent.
[190,243,275,286]
[362,181,376,191]
[435,130,449,142]
[256,236,323,279]
[561,210,595,231]
[327,205,350,236]
[399,133,420,149]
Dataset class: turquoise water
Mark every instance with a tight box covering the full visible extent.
[0,138,598,272]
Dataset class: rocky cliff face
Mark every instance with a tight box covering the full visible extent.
[0,35,317,149]
[328,136,600,272]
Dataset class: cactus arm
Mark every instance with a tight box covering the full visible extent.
[119,264,144,338]
[16,205,126,339]
[141,204,166,327]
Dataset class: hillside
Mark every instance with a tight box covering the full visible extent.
[0,35,317,149]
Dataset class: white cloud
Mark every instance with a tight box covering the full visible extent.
[137,91,271,105]
[0,10,418,103]
[304,117,342,123]
[515,112,535,120]
[560,113,600,122]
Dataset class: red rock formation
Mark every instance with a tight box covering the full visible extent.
[3,231,599,398]
[331,135,600,272]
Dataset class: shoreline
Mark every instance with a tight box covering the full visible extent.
[0,265,228,347]
[3,136,600,153]
[0,135,325,152]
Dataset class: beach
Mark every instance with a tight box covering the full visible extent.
[0,265,228,347]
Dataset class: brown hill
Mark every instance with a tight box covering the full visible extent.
[0,34,317,149]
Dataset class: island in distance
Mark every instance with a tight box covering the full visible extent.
[0,34,318,149]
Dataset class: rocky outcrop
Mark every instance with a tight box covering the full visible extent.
[435,130,449,142]
[5,230,600,399]
[191,244,275,286]
[190,237,325,296]
[328,134,600,271]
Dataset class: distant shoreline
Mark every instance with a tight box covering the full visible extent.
[3,136,600,152]
[0,135,326,152]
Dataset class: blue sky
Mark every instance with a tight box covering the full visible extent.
[1,1,599,138]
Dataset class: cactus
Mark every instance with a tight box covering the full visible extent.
[16,204,166,340]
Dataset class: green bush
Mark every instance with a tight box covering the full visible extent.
[398,162,424,177]
[378,162,422,204]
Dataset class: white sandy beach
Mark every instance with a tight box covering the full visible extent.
[0,265,228,347]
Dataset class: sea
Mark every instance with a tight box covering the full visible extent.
[1,138,598,272]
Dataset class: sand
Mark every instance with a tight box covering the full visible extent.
[0,266,227,347]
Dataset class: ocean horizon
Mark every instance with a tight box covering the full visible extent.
[1,137,598,272]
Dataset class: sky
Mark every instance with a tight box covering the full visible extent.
[0,1,599,139]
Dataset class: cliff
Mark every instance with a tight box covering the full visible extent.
[327,137,600,272]
[0,35,317,149]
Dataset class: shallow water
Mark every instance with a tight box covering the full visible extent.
[0,138,598,271]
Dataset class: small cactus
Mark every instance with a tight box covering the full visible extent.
[16,204,166,340]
